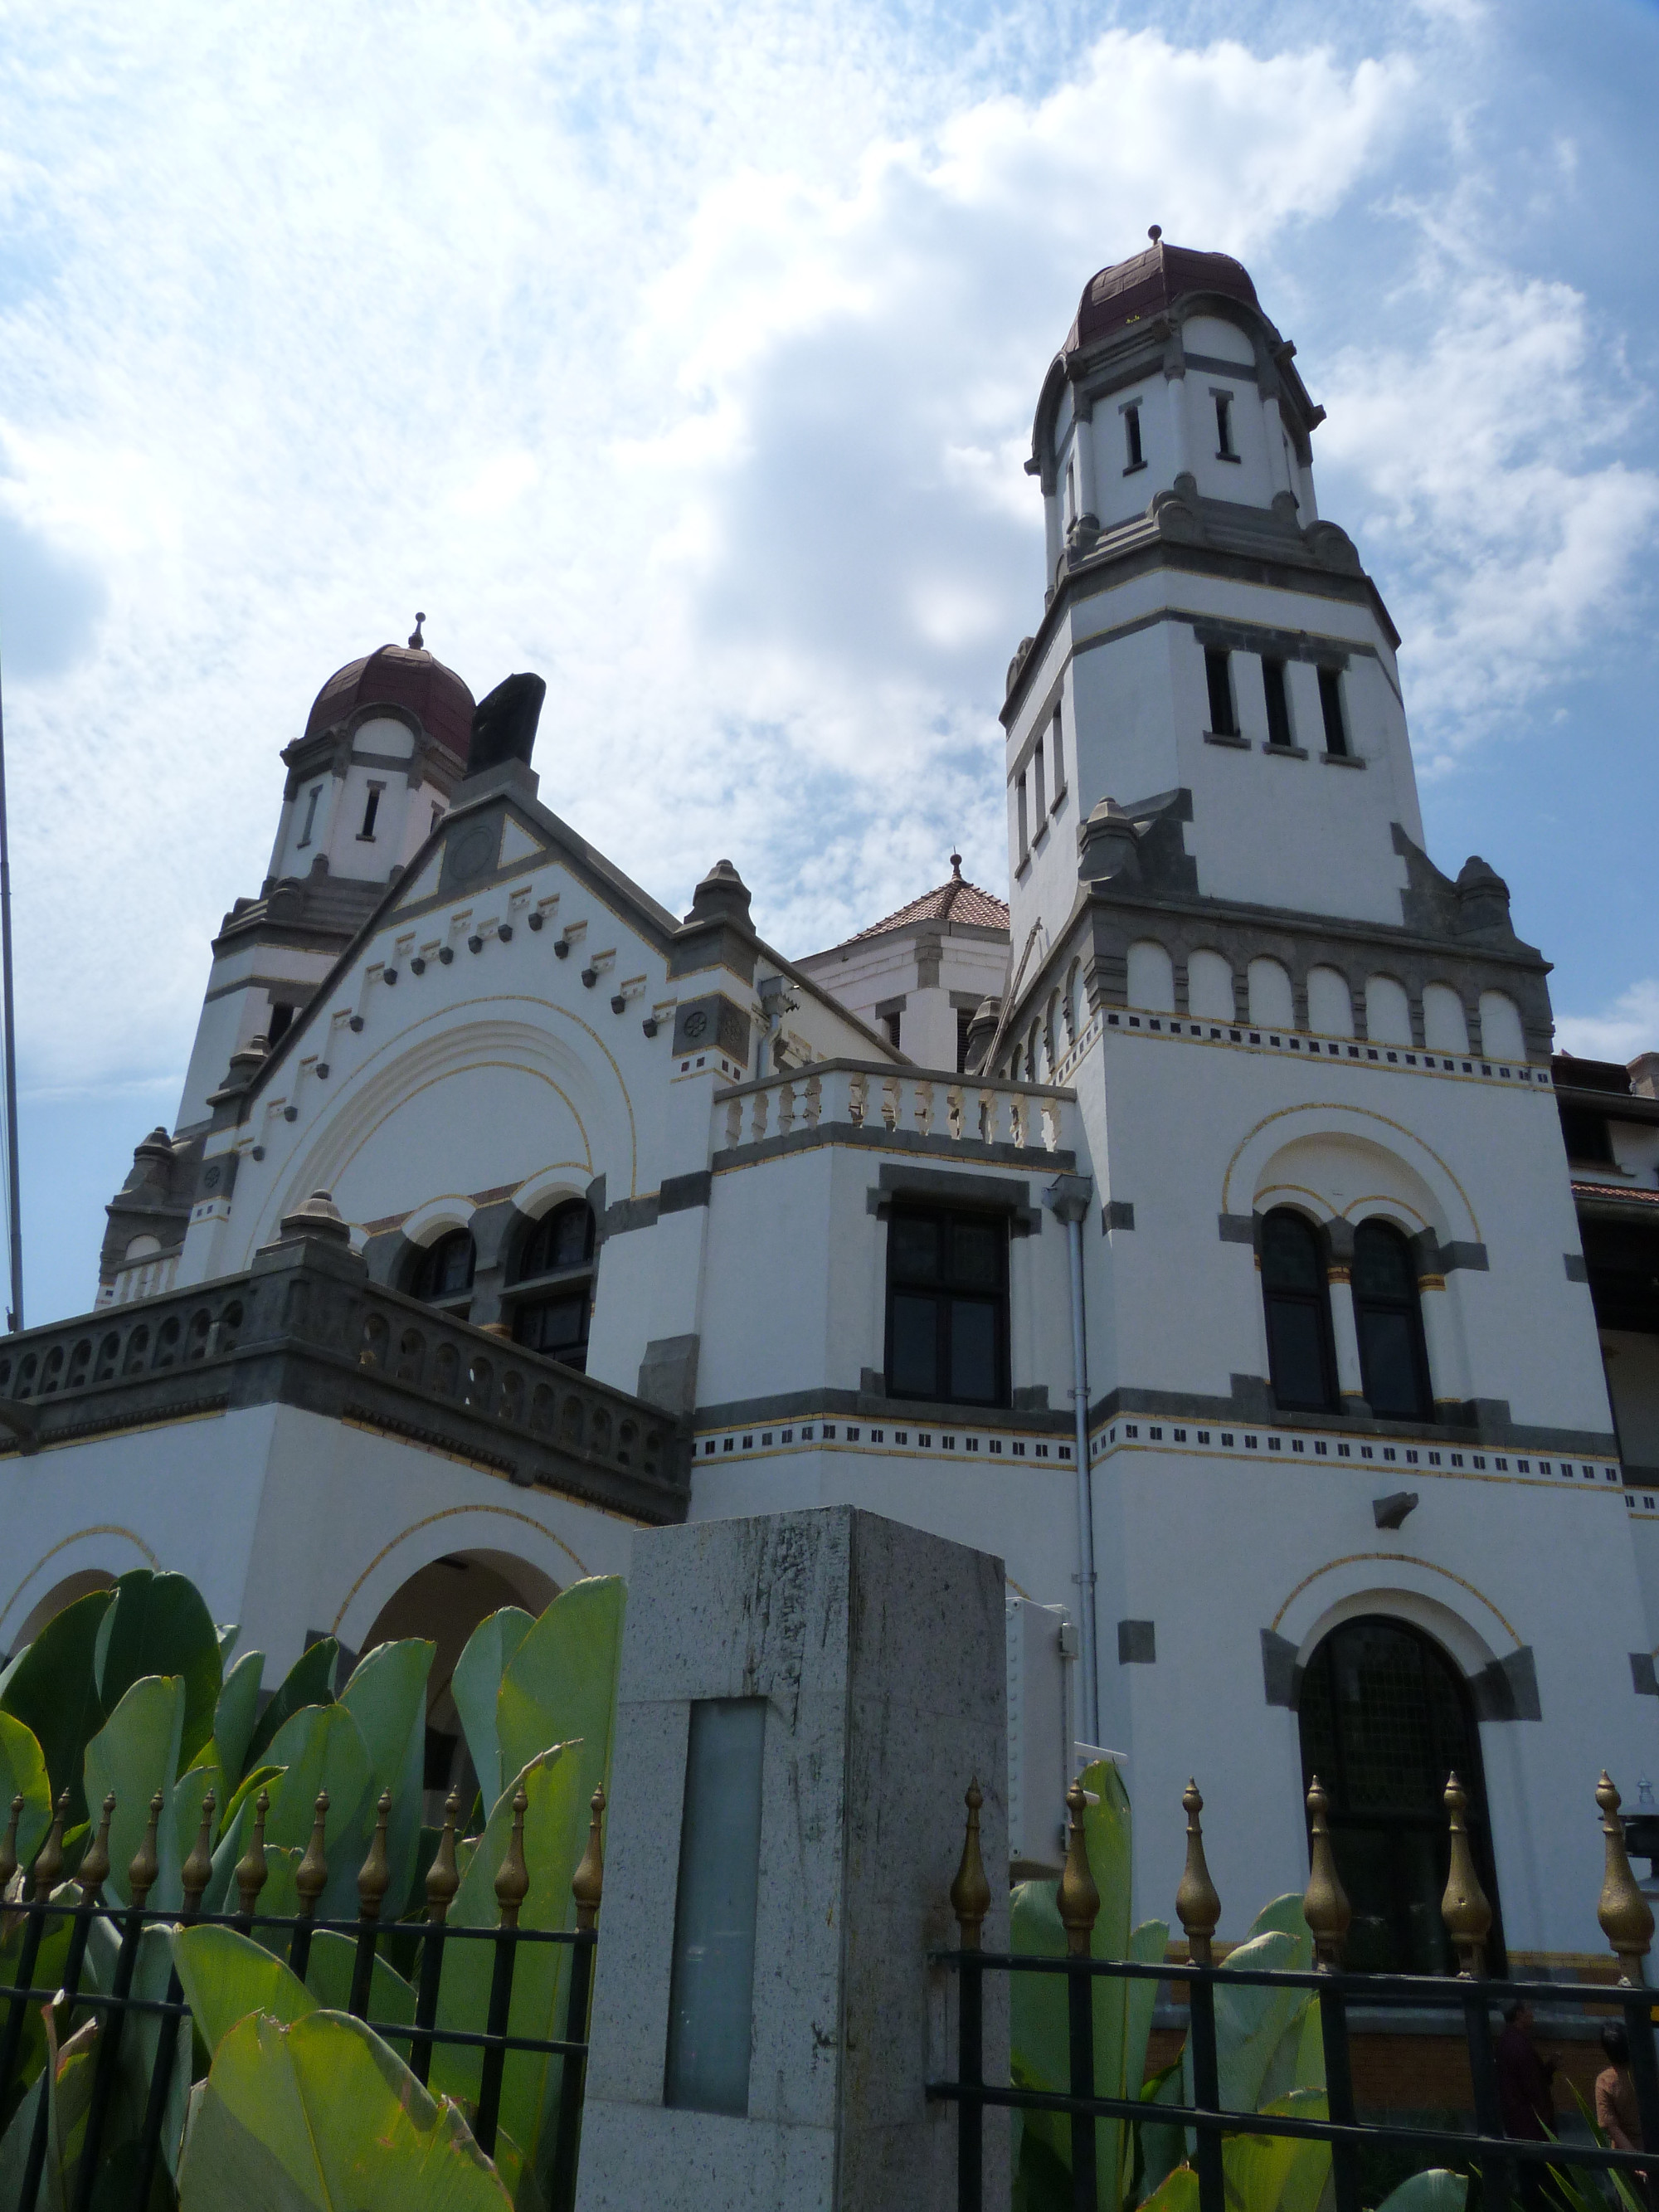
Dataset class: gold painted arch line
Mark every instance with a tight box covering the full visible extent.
[330,1502,596,1633]
[1269,1551,1524,1649]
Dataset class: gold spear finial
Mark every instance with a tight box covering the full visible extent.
[495,1786,531,1930]
[572,1786,606,1933]
[129,1792,163,1909]
[950,1780,992,1951]
[32,1790,69,1902]
[79,1793,115,1903]
[1176,1780,1221,1969]
[1598,1771,1655,1985]
[1303,1776,1351,1970]
[1442,1773,1492,1977]
[358,1791,392,1923]
[1058,1778,1101,1958]
[295,1791,330,1917]
[236,1788,270,1919]
[426,1791,461,1927]
[182,1789,217,1917]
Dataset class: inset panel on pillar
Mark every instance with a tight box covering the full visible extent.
[664,1696,767,2116]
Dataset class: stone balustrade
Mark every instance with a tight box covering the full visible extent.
[0,1232,688,1523]
[713,1059,1078,1160]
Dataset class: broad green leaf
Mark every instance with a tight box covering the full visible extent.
[451,1607,533,1813]
[83,1674,186,1910]
[302,1930,417,2034]
[214,1649,266,1792]
[177,2009,513,2210]
[0,1708,51,1878]
[175,1751,226,1876]
[432,1747,588,2182]
[95,1570,223,1769]
[496,1577,625,1822]
[244,1638,337,1776]
[0,2066,62,2212]
[1221,2085,1330,2212]
[1378,2173,1470,2212]
[0,1910,71,2105]
[175,1923,319,2052]
[0,1587,115,1824]
[264,1704,372,1849]
[79,1918,189,2172]
[1141,2167,1199,2212]
[340,1639,434,1916]
[220,1760,285,1841]
[217,1622,242,1664]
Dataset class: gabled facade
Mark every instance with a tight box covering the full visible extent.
[7,236,1659,1974]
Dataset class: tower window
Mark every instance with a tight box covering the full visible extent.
[1033,732,1047,819]
[1065,459,1077,522]
[1204,649,1238,738]
[297,785,323,849]
[1123,404,1144,471]
[1318,668,1350,756]
[358,784,383,840]
[956,1006,975,1073]
[885,1206,1009,1408]
[1049,705,1064,804]
[1261,1209,1337,1414]
[408,1230,476,1316]
[1016,772,1029,859]
[1262,660,1293,748]
[509,1199,598,1372]
[266,1001,294,1048]
[1352,1220,1431,1420]
[880,1010,902,1050]
[1214,392,1237,458]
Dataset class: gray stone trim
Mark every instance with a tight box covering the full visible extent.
[1183,351,1263,384]
[1631,1654,1659,1698]
[1117,1620,1156,1664]
[1261,743,1310,762]
[602,1193,659,1239]
[666,919,757,987]
[1012,1385,1052,1412]
[1261,1629,1300,1708]
[690,1384,1071,1435]
[1437,1242,1490,1274]
[659,1172,712,1216]
[1321,753,1366,770]
[1623,1465,1659,1489]
[1472,1647,1541,1723]
[637,1334,700,1417]
[1102,1201,1136,1233]
[866,1162,1043,1233]
[1087,1377,1619,1459]
[1564,1254,1589,1284]
[1202,730,1250,751]
[718,1123,1076,1180]
[1218,1214,1258,1245]
[1191,616,1362,669]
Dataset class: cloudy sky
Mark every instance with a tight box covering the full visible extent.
[1,0,1656,1322]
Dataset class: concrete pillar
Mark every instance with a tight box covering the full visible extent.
[1075,407,1099,522]
[577,1506,1010,2212]
[1328,1274,1368,1412]
[1418,1277,1467,1408]
[1262,393,1292,499]
[1165,370,1191,482]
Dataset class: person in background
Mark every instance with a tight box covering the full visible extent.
[1596,2021,1642,2155]
[1497,1998,1557,2210]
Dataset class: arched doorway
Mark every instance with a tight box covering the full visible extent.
[358,1550,558,1822]
[1297,1615,1504,1973]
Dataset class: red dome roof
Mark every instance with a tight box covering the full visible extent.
[1066,237,1260,355]
[304,644,475,760]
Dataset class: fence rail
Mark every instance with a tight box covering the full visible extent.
[0,1773,605,2212]
[932,1771,1659,2212]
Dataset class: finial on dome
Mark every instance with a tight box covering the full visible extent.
[408,611,426,650]
[950,851,963,879]
[1147,225,1162,243]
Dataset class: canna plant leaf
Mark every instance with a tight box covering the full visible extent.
[94,1570,223,1771]
[339,1638,434,1917]
[451,1608,533,1816]
[82,1674,187,1910]
[0,1708,51,1878]
[495,1577,625,1825]
[174,1923,320,2053]
[243,1637,337,1776]
[0,1587,115,1825]
[212,1649,266,1795]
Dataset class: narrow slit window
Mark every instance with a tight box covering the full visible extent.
[1016,771,1029,856]
[1124,404,1144,470]
[1033,733,1046,819]
[1204,648,1237,738]
[358,785,382,840]
[1261,1209,1337,1413]
[1049,705,1064,804]
[1318,668,1350,756]
[1214,392,1236,457]
[297,785,322,849]
[1065,458,1077,522]
[1262,660,1293,749]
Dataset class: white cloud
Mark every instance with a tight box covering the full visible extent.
[1555,981,1659,1066]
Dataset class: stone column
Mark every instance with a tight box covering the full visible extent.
[1324,1222,1368,1413]
[1417,1276,1466,1410]
[1165,368,1192,483]
[577,1506,1010,2212]
[1074,405,1099,523]
[1044,488,1062,592]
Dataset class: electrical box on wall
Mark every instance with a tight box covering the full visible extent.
[1006,1596,1075,1876]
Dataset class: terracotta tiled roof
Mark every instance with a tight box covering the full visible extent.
[849,859,1010,943]
[1572,1179,1659,1206]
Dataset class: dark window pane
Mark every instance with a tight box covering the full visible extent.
[889,1294,938,1398]
[1359,1308,1421,1417]
[1205,648,1235,736]
[1266,1298,1330,1410]
[1319,667,1347,754]
[1354,1221,1414,1302]
[890,1216,940,1284]
[413,1231,475,1302]
[1262,1210,1323,1293]
[551,1205,592,1269]
[1560,1107,1613,1165]
[951,1219,1002,1289]
[949,1299,1000,1403]
[1263,659,1292,748]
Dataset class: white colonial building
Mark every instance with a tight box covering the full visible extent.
[5,236,1657,1974]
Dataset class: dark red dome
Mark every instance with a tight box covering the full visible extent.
[1066,238,1260,356]
[304,645,475,760]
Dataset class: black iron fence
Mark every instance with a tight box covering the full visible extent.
[932,1771,1659,2212]
[0,1775,604,2212]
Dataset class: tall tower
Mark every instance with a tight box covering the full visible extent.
[98,628,474,1303]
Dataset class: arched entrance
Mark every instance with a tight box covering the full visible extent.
[358,1549,558,1821]
[1297,1615,1503,1973]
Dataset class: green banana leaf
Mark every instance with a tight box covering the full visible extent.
[77,1917,192,2179]
[1377,2173,1469,2212]
[0,1707,51,1878]
[0,1910,71,2109]
[212,1649,266,1794]
[94,1570,223,1771]
[451,1608,534,1815]
[263,1703,372,1854]
[339,1639,434,1915]
[495,1578,625,1822]
[0,1588,115,1824]
[82,1674,186,1910]
[243,1638,337,1776]
[1141,2166,1199,2212]
[177,2009,513,2210]
[431,1746,589,2190]
[1222,2085,1330,2212]
[302,1931,418,2034]
[0,2060,65,2212]
[175,1922,320,2051]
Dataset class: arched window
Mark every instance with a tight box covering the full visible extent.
[1298,1617,1501,1973]
[408,1230,476,1313]
[508,1200,597,1372]
[1261,1209,1336,1412]
[1352,1220,1431,1419]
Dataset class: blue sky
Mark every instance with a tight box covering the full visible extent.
[1,0,1656,1323]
